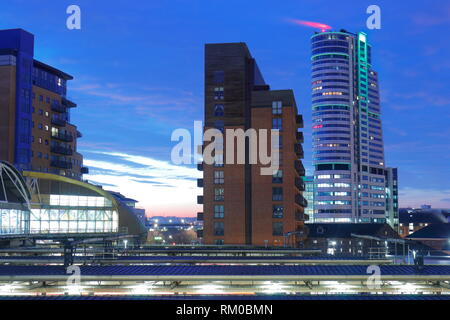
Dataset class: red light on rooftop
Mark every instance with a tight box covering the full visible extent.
[287,19,332,32]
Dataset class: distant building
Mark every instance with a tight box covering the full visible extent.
[399,208,450,237]
[198,42,307,246]
[304,223,399,257]
[385,167,399,231]
[406,223,450,252]
[303,176,315,223]
[421,205,432,209]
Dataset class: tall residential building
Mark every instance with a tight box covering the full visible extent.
[311,30,388,224]
[0,28,87,179]
[198,43,307,247]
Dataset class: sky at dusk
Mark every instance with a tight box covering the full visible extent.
[1,0,449,216]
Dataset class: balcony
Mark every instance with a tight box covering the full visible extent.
[77,130,82,138]
[296,115,304,129]
[295,160,305,176]
[196,229,203,238]
[51,160,73,169]
[295,143,304,159]
[51,145,73,156]
[51,103,66,113]
[197,163,203,171]
[51,117,67,127]
[197,212,204,221]
[51,132,73,142]
[295,177,305,191]
[62,97,77,108]
[81,167,89,174]
[197,195,204,205]
[197,179,204,188]
[295,194,308,208]
[296,131,304,143]
[295,211,310,222]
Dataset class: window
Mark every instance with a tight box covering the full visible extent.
[214,153,224,167]
[214,222,224,236]
[213,71,224,84]
[277,135,283,149]
[214,171,224,184]
[272,187,283,201]
[272,118,282,130]
[272,170,283,183]
[214,87,224,100]
[273,222,283,236]
[214,104,224,117]
[214,188,224,201]
[272,101,282,114]
[214,120,224,133]
[214,205,224,218]
[273,205,284,218]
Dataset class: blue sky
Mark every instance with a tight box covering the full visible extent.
[1,0,449,215]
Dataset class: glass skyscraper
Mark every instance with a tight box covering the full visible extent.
[311,30,387,224]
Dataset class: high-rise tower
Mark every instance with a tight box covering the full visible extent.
[311,30,387,224]
[198,43,308,246]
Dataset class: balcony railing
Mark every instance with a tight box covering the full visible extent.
[81,167,89,174]
[295,160,306,176]
[62,97,77,108]
[196,229,203,238]
[295,211,310,222]
[296,131,304,143]
[51,117,67,127]
[197,179,204,188]
[296,115,304,129]
[51,103,66,113]
[197,163,203,171]
[51,160,73,169]
[51,145,73,156]
[295,194,308,208]
[197,212,204,221]
[295,143,304,159]
[295,177,305,191]
[52,132,73,142]
[197,195,204,205]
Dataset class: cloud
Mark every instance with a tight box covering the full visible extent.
[412,6,450,27]
[83,151,202,217]
[72,81,202,125]
[399,187,450,208]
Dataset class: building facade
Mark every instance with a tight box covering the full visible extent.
[304,223,399,257]
[0,28,87,180]
[303,176,315,223]
[311,30,388,224]
[385,167,399,231]
[198,43,307,246]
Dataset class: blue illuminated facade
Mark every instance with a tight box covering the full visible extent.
[0,29,34,171]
